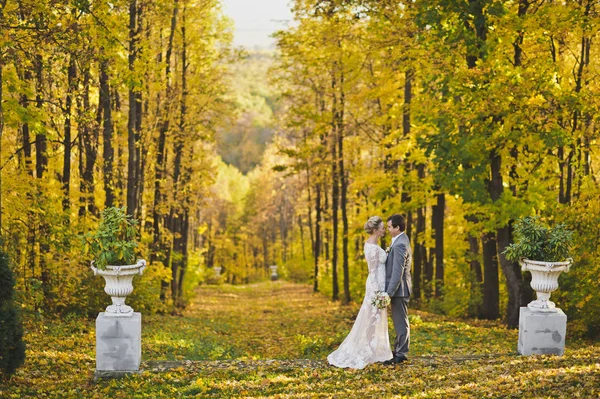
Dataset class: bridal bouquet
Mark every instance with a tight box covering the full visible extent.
[371,291,391,309]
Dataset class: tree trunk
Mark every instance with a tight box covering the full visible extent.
[468,235,483,317]
[154,0,179,301]
[169,1,187,306]
[33,53,50,306]
[489,150,525,327]
[414,204,426,301]
[34,56,47,180]
[338,66,350,304]
[497,225,524,328]
[134,2,144,219]
[481,232,500,320]
[99,58,115,208]
[177,209,189,304]
[314,182,321,292]
[62,54,77,214]
[79,66,97,216]
[127,0,139,217]
[330,65,339,302]
[400,69,417,300]
[305,169,314,263]
[433,192,444,297]
[20,69,33,176]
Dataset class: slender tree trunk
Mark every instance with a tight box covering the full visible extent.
[18,64,35,278]
[34,56,47,179]
[127,0,139,217]
[62,55,77,214]
[558,146,567,203]
[177,209,189,303]
[169,1,187,306]
[155,0,179,301]
[99,58,115,208]
[338,66,350,304]
[314,182,321,292]
[306,169,314,262]
[414,204,426,301]
[174,5,189,306]
[133,2,144,219]
[401,68,417,300]
[480,150,503,320]
[169,209,178,305]
[330,66,339,302]
[80,66,97,216]
[20,69,33,176]
[481,232,500,320]
[433,192,444,297]
[33,53,50,306]
[468,235,483,317]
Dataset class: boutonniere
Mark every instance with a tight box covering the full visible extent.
[385,246,391,254]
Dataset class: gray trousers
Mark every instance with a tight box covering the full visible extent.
[390,296,410,356]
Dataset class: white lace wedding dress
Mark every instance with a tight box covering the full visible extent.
[327,243,393,369]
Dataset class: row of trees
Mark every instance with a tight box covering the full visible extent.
[0,0,234,313]
[1,0,597,338]
[205,0,598,335]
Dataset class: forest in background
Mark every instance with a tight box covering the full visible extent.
[0,0,236,315]
[0,0,599,339]
[206,0,600,337]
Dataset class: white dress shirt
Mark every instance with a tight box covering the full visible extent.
[391,231,404,246]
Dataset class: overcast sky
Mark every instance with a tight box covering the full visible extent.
[222,0,294,49]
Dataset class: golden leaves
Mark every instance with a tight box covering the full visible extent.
[2,281,599,398]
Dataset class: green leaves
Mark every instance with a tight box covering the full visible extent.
[503,216,573,262]
[84,206,139,269]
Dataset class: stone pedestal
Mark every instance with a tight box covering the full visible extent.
[96,312,141,373]
[518,307,567,356]
[270,265,278,281]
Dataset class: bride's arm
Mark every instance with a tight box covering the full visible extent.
[365,247,381,292]
[377,263,386,292]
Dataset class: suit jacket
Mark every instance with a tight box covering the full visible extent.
[385,232,412,298]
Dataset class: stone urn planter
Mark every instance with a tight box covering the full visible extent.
[519,258,572,313]
[91,259,146,317]
[270,265,278,281]
[503,216,574,356]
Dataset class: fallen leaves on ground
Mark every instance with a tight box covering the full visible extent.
[1,281,598,398]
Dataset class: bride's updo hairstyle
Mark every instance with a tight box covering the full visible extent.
[364,216,383,234]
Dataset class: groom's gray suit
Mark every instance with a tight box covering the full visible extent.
[385,232,412,357]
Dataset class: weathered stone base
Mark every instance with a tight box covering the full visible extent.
[96,312,141,372]
[518,307,566,356]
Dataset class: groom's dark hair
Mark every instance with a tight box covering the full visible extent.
[387,214,406,232]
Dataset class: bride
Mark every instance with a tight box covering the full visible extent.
[327,216,393,369]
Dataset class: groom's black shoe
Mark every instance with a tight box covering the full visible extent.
[383,354,408,365]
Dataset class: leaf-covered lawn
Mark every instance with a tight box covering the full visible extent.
[1,281,598,398]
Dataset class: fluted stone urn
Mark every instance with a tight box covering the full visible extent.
[519,258,572,313]
[91,259,146,317]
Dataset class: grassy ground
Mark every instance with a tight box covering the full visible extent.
[1,281,598,398]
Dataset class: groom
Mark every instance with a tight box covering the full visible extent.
[383,214,412,364]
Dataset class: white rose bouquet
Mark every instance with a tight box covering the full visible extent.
[371,291,391,309]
